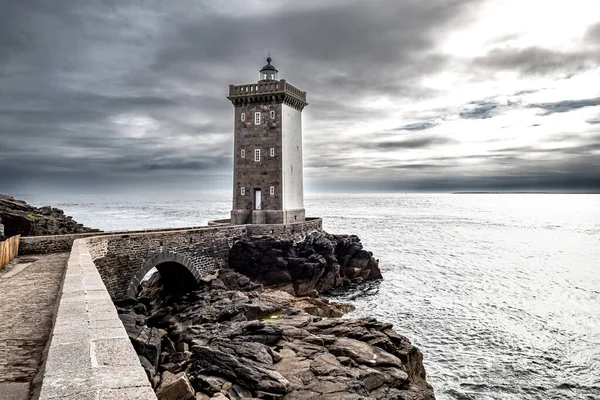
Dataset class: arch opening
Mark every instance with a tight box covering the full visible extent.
[127,251,202,299]
[154,261,200,294]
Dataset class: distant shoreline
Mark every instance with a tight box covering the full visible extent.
[452,191,600,194]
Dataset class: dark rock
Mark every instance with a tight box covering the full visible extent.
[228,232,382,296]
[121,321,161,368]
[156,371,195,400]
[139,355,155,382]
[116,236,434,400]
[0,194,99,240]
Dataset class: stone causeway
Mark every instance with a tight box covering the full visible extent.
[17,218,322,399]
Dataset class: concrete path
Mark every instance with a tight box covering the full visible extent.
[0,253,69,400]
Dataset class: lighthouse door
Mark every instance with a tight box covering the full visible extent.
[254,189,262,210]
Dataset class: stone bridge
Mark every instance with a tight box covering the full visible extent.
[22,218,322,302]
[18,218,323,399]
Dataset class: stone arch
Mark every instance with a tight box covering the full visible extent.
[127,250,201,298]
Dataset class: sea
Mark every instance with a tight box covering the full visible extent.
[21,193,600,400]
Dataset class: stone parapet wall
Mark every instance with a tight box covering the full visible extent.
[207,218,232,226]
[247,217,322,242]
[19,232,106,255]
[39,239,156,399]
[87,225,248,301]
[18,219,323,301]
[18,226,209,255]
[38,218,323,398]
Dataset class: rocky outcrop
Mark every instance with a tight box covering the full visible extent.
[229,232,382,296]
[0,194,99,240]
[117,267,435,400]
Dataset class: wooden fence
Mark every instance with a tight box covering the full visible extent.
[0,235,20,271]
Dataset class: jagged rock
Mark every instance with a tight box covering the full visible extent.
[228,232,382,296]
[139,355,155,381]
[157,371,195,400]
[0,194,99,240]
[119,317,161,368]
[116,232,434,400]
[117,268,434,400]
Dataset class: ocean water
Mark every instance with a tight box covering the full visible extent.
[23,193,600,400]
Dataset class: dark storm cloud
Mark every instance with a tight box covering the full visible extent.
[459,100,498,119]
[395,121,438,131]
[1,0,599,195]
[528,97,600,115]
[474,46,599,75]
[143,157,229,171]
[0,0,487,194]
[372,136,454,150]
[392,163,446,169]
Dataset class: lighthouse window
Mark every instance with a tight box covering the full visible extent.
[255,149,261,162]
[241,149,245,158]
[240,187,245,196]
[270,110,275,119]
[254,112,261,125]
[270,148,275,157]
[270,186,275,196]
[241,112,245,121]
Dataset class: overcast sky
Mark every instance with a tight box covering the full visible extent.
[1,0,600,196]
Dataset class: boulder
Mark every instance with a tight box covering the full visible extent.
[156,371,195,400]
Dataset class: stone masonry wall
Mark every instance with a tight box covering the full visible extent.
[19,232,102,255]
[232,103,285,225]
[87,225,248,301]
[18,226,209,256]
[17,219,323,302]
[247,217,322,242]
[38,239,156,399]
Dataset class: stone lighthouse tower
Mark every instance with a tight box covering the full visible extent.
[227,56,308,225]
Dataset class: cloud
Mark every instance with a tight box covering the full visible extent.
[143,157,229,171]
[585,21,600,42]
[528,97,600,115]
[372,136,454,150]
[395,121,438,131]
[1,0,599,195]
[474,46,599,75]
[459,101,498,119]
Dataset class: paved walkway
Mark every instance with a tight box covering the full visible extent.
[0,253,69,400]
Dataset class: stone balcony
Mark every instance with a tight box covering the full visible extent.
[227,79,308,110]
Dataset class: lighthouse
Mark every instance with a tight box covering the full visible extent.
[227,56,308,225]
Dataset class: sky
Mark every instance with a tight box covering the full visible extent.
[1,0,600,196]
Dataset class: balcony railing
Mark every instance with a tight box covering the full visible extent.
[228,79,307,103]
